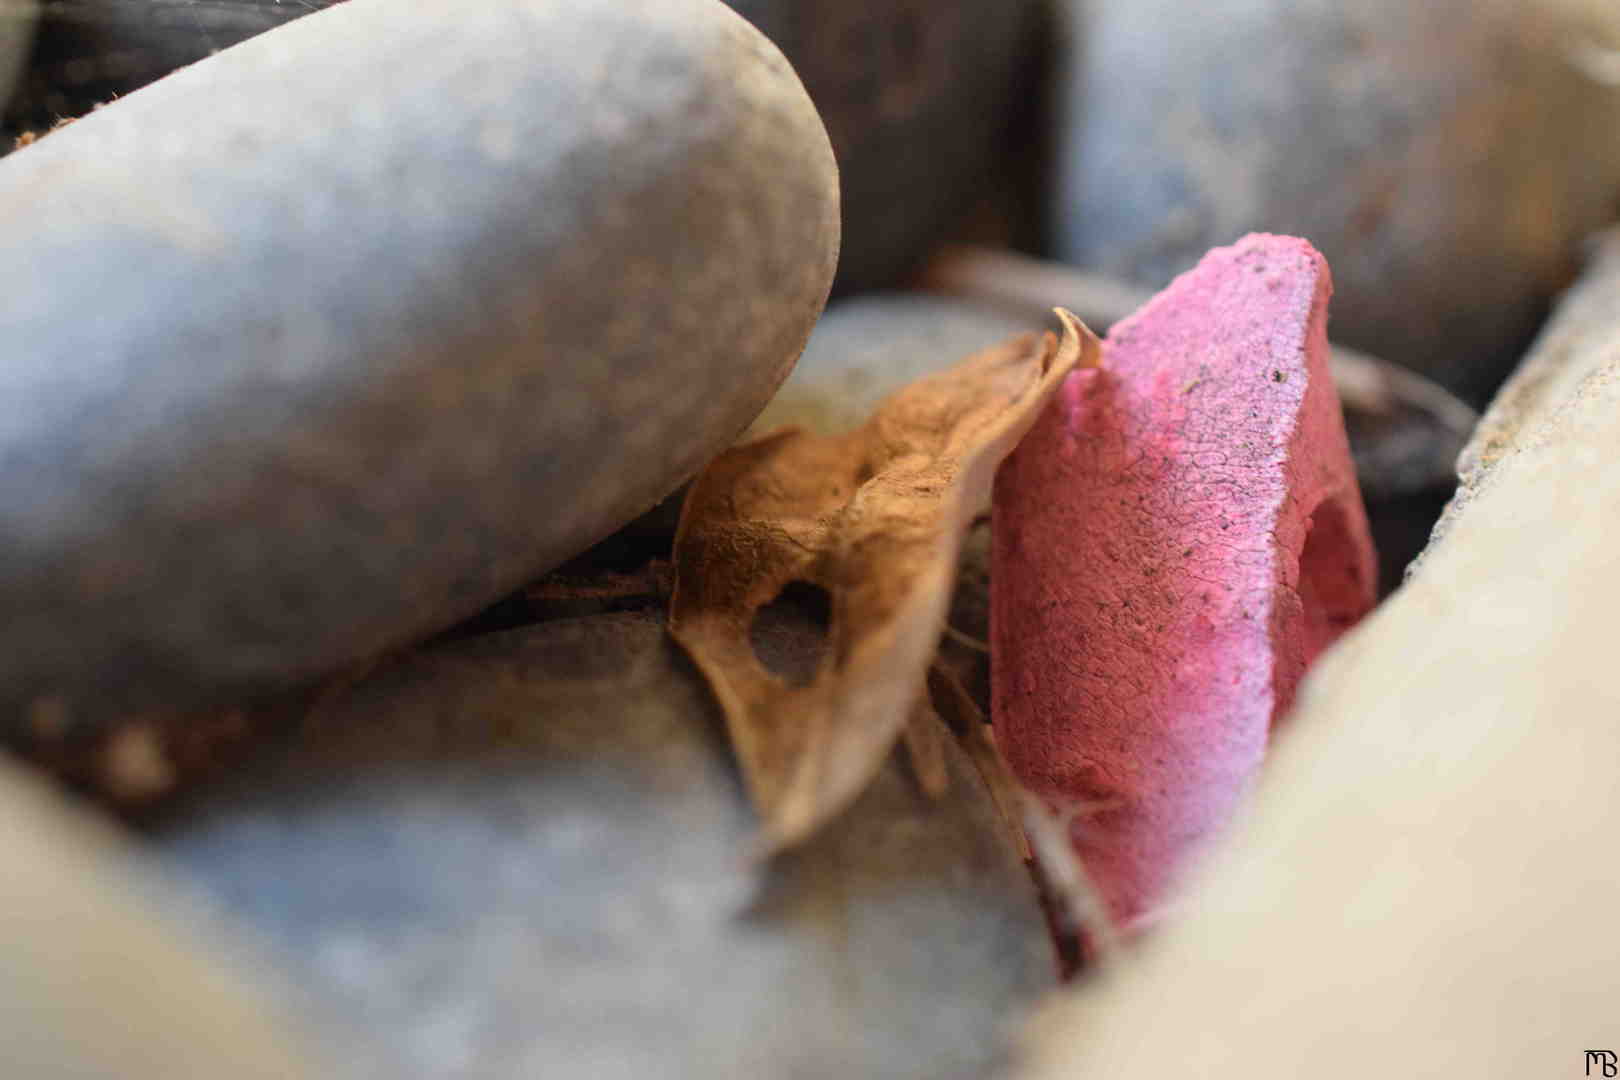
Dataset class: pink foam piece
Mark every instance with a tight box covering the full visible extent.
[991,234,1377,930]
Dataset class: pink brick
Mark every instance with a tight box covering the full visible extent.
[992,234,1377,929]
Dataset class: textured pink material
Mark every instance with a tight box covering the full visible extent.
[991,234,1377,929]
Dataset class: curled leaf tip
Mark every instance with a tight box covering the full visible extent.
[1053,308,1103,370]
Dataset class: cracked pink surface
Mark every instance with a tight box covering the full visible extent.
[991,234,1376,929]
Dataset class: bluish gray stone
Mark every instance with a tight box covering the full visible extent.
[0,0,838,736]
[148,610,1056,1079]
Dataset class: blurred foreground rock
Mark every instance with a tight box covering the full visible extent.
[1052,0,1620,403]
[0,756,314,1078]
[0,0,837,738]
[1010,219,1620,1078]
[148,610,1055,1079]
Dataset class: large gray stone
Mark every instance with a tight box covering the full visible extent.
[1052,0,1620,403]
[147,610,1055,1079]
[0,0,838,737]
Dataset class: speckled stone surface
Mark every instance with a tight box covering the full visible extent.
[1051,0,1620,404]
[147,610,1055,1079]
[0,0,838,736]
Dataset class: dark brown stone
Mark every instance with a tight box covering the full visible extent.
[727,1,1047,292]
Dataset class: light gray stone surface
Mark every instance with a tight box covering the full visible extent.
[0,0,838,736]
[149,610,1055,1079]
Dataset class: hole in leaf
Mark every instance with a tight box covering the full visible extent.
[748,580,834,687]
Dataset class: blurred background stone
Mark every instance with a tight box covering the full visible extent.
[726,0,1049,292]
[146,610,1055,1079]
[1051,0,1620,405]
[0,0,35,119]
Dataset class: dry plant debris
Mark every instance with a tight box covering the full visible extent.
[670,311,1099,851]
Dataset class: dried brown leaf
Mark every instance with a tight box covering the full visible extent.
[669,310,1099,850]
